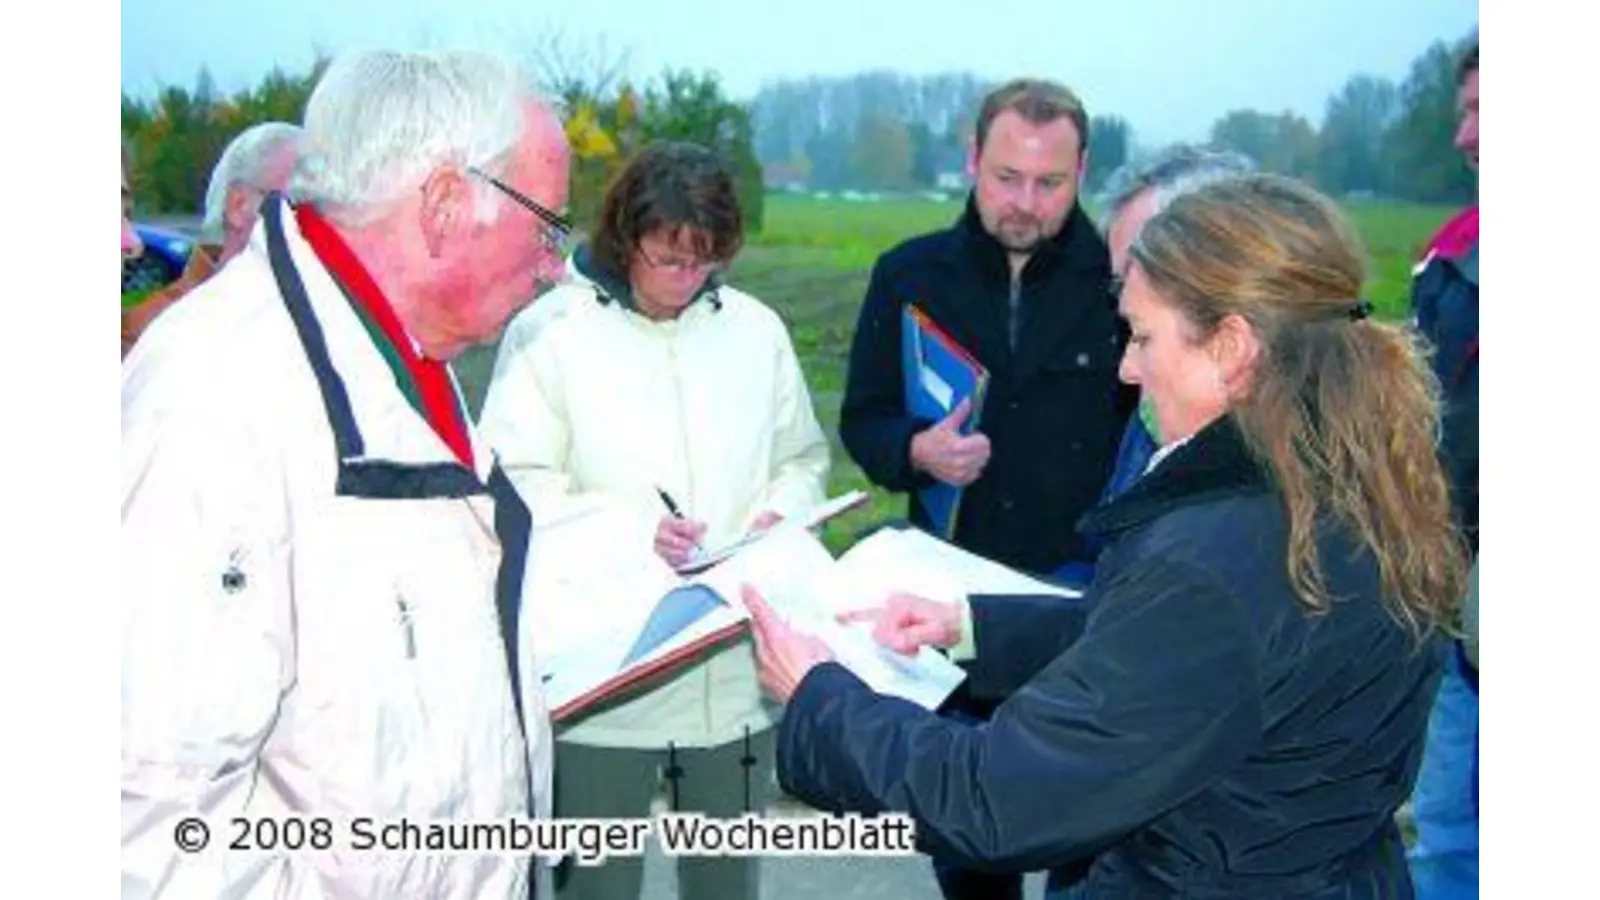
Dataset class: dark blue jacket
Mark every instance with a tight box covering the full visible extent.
[777,417,1444,898]
[839,196,1136,575]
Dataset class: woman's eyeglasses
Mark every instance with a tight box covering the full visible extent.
[636,246,721,275]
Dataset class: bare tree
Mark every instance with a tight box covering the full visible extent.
[522,26,634,111]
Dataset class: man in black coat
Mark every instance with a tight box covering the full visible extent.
[839,78,1137,581]
[839,77,1136,900]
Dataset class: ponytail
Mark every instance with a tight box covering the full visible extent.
[1232,316,1468,637]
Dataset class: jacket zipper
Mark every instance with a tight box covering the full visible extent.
[666,339,693,508]
[397,597,417,659]
[1007,273,1023,352]
[663,330,711,737]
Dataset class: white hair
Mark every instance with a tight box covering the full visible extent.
[1099,144,1257,232]
[290,49,538,227]
[199,122,303,243]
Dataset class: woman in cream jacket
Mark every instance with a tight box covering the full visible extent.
[478,141,829,900]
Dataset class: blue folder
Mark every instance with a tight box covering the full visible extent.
[900,304,989,539]
[619,584,730,668]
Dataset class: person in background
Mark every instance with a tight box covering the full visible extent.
[839,77,1134,580]
[1092,145,1257,504]
[838,79,1133,899]
[478,140,829,900]
[1406,39,1480,900]
[121,49,572,898]
[747,173,1470,899]
[122,144,144,263]
[121,121,302,357]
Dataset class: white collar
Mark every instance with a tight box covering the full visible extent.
[1144,435,1195,475]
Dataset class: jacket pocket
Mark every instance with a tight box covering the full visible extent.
[1038,345,1125,437]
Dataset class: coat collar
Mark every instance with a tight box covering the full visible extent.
[934,192,1114,386]
[1078,415,1273,539]
[569,242,724,319]
[253,195,496,486]
[948,191,1107,279]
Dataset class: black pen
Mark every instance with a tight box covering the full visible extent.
[656,487,687,519]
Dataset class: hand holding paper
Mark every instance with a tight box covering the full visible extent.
[729,531,970,711]
[744,584,834,703]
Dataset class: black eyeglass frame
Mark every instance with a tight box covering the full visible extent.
[465,165,572,251]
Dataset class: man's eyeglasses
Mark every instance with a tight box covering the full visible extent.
[466,166,572,255]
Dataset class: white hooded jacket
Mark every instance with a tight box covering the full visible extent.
[121,197,552,899]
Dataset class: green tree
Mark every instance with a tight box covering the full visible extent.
[1209,109,1318,180]
[1317,75,1399,195]
[907,121,938,187]
[1382,36,1476,203]
[636,70,765,232]
[122,52,765,235]
[1268,112,1320,181]
[1085,115,1131,194]
[851,112,914,190]
[122,59,322,215]
[1210,110,1275,168]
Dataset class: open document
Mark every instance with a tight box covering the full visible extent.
[521,506,1083,722]
[690,522,969,711]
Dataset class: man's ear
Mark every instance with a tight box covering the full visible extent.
[1211,313,1262,398]
[418,167,472,258]
[965,136,979,179]
[224,186,257,234]
[1077,148,1091,186]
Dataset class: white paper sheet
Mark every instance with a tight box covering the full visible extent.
[838,528,1084,600]
[918,363,956,413]
[521,503,682,662]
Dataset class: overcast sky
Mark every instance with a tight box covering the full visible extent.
[121,0,1478,147]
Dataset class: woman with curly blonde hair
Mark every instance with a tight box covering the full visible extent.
[749,173,1470,899]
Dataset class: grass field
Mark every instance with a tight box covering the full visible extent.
[451,193,1460,554]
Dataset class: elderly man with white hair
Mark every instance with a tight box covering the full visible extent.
[121,121,302,356]
[200,121,303,259]
[1090,145,1257,502]
[122,49,572,899]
